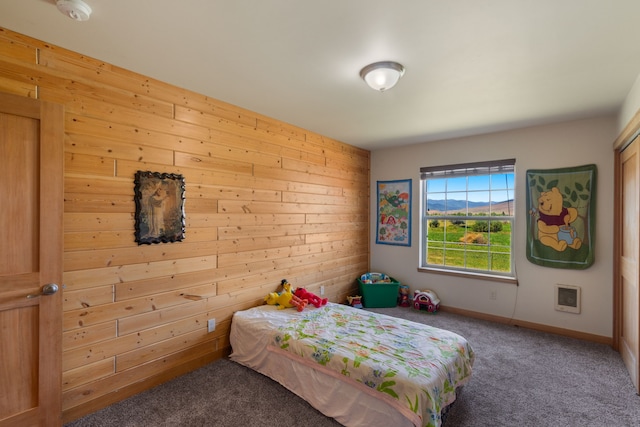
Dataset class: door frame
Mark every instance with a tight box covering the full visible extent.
[613,110,640,353]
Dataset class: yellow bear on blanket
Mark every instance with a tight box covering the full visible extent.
[264,279,307,311]
[536,187,582,251]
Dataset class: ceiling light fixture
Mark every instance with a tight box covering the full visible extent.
[56,0,92,21]
[360,61,405,92]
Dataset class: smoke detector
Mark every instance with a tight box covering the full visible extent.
[56,0,92,21]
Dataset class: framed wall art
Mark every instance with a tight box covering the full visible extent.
[376,179,412,246]
[134,171,186,245]
[525,164,597,269]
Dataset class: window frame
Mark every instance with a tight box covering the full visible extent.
[418,159,517,282]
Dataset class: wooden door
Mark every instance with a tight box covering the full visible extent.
[0,92,64,426]
[619,136,640,393]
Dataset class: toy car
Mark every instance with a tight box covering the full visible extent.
[413,289,440,313]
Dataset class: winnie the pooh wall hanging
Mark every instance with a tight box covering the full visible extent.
[526,164,596,269]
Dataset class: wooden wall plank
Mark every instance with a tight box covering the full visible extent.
[64,213,133,233]
[63,255,217,291]
[61,339,224,415]
[38,81,174,119]
[254,163,361,189]
[0,28,370,422]
[282,157,367,182]
[62,358,115,392]
[175,105,327,165]
[115,329,210,372]
[63,241,218,271]
[218,200,361,215]
[62,321,116,351]
[189,213,305,227]
[282,191,349,205]
[117,158,344,196]
[115,269,216,300]
[190,184,282,203]
[255,117,306,143]
[306,213,368,223]
[65,152,115,176]
[64,192,133,213]
[65,133,175,165]
[0,75,36,97]
[0,34,36,63]
[173,150,253,174]
[116,299,209,337]
[63,282,217,333]
[63,285,114,311]
[64,230,135,251]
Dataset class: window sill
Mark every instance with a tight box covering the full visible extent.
[417,267,518,285]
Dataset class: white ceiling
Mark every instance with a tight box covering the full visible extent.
[2,0,640,150]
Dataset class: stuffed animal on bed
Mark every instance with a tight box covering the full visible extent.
[264,280,294,309]
[264,279,308,311]
[294,287,328,308]
[290,293,308,312]
[282,280,310,311]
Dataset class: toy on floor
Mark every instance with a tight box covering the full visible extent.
[398,284,410,307]
[294,287,328,308]
[413,289,440,313]
[346,295,363,309]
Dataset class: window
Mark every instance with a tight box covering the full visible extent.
[419,159,516,280]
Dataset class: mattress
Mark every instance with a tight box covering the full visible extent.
[229,303,474,427]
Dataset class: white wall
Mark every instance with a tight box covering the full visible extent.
[370,116,616,338]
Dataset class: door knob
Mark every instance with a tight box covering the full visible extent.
[27,283,59,299]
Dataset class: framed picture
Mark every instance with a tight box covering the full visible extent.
[376,179,412,246]
[134,171,186,245]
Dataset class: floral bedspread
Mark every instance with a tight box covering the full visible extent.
[270,304,474,427]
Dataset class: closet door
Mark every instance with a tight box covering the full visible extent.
[619,136,640,393]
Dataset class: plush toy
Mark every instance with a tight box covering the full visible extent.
[264,279,296,310]
[346,295,363,309]
[289,293,308,312]
[535,187,582,251]
[294,287,328,308]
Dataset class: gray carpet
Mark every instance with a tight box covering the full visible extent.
[65,307,640,427]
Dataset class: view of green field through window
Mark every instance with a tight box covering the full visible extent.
[424,172,515,274]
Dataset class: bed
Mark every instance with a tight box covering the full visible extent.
[229,302,474,427]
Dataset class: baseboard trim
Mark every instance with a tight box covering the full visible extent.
[439,305,613,346]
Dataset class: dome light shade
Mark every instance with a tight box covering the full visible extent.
[56,0,92,21]
[360,61,405,91]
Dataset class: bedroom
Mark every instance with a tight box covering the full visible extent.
[1,1,640,426]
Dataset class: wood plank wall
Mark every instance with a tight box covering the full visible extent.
[0,28,370,422]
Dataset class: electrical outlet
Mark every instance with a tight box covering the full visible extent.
[320,285,325,296]
[207,318,216,333]
[490,290,497,300]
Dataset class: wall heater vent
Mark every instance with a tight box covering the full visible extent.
[555,284,581,314]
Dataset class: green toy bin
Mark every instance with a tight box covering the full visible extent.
[357,272,400,308]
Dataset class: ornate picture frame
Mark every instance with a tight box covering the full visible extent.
[134,171,186,245]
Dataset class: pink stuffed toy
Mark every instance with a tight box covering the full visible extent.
[294,287,328,308]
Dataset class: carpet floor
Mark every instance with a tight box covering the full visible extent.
[65,306,640,426]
